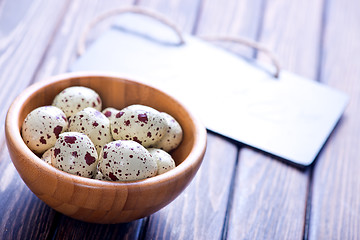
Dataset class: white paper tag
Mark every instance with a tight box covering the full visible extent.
[71,14,348,166]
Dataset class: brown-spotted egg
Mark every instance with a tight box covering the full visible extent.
[152,112,183,152]
[110,104,166,147]
[52,132,98,178]
[41,147,54,165]
[21,106,68,154]
[68,107,112,154]
[94,171,107,180]
[98,140,157,181]
[52,86,102,118]
[148,148,176,175]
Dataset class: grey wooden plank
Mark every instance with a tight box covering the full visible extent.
[0,145,58,239]
[309,0,360,238]
[136,0,201,34]
[229,149,310,239]
[34,0,135,82]
[0,0,69,143]
[195,0,264,57]
[256,0,324,79]
[0,0,70,239]
[226,0,325,239]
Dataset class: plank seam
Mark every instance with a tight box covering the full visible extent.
[303,167,314,240]
[316,0,330,83]
[138,216,150,240]
[46,212,61,240]
[221,146,241,240]
[303,1,329,239]
[191,0,205,35]
[253,0,268,59]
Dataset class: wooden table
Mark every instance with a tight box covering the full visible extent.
[0,0,359,239]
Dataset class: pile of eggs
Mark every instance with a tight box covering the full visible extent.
[21,86,183,181]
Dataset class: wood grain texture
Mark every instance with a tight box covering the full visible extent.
[226,0,324,239]
[309,0,360,238]
[0,0,69,145]
[0,146,57,240]
[256,0,324,78]
[229,149,310,239]
[0,0,69,238]
[136,0,202,34]
[195,0,264,57]
[34,0,135,82]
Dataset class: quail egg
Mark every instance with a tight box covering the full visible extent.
[148,148,176,175]
[68,107,112,154]
[102,107,120,122]
[21,106,68,154]
[152,112,183,152]
[52,86,102,118]
[98,140,157,181]
[110,104,166,147]
[41,147,54,165]
[52,132,98,178]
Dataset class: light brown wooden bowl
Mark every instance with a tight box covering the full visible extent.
[5,72,207,224]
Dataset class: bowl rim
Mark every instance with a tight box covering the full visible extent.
[6,71,207,189]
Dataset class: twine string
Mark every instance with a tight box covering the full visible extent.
[200,36,281,78]
[77,6,185,56]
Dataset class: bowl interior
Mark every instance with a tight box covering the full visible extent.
[17,74,196,166]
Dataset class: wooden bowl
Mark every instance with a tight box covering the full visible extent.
[5,72,207,224]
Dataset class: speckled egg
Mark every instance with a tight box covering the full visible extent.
[52,132,98,178]
[152,112,183,152]
[52,86,102,118]
[148,148,176,175]
[41,147,54,165]
[21,106,68,154]
[68,107,112,154]
[110,104,167,147]
[98,140,157,181]
[102,107,120,122]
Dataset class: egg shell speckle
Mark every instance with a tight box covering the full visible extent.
[52,132,98,178]
[102,107,120,122]
[94,171,107,180]
[21,106,68,154]
[68,107,112,154]
[148,148,176,175]
[152,112,183,152]
[110,104,166,147]
[98,140,157,181]
[52,86,102,118]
